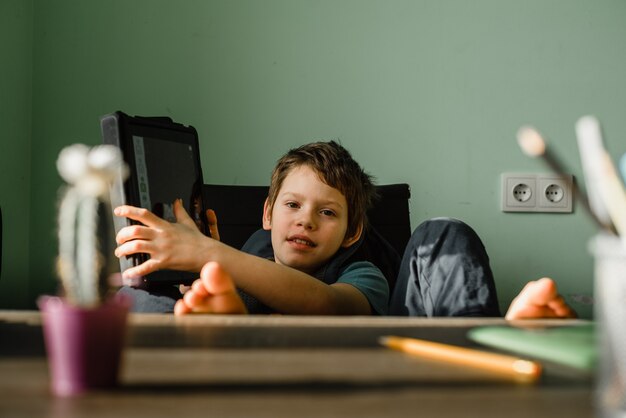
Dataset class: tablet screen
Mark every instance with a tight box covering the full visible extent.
[131,135,202,225]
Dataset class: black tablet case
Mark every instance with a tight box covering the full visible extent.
[100,111,208,286]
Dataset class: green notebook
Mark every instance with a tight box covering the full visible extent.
[467,324,597,371]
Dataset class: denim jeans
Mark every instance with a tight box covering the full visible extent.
[388,217,501,317]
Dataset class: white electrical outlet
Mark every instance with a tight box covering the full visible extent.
[537,174,573,212]
[501,174,536,211]
[501,173,573,213]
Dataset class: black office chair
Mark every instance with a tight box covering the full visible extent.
[202,183,411,254]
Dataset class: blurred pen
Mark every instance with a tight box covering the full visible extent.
[575,116,614,229]
[379,335,542,384]
[517,125,614,233]
[597,151,626,247]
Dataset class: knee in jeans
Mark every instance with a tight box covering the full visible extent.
[411,217,483,248]
[414,217,472,234]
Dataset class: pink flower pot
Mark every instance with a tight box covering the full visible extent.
[38,294,131,396]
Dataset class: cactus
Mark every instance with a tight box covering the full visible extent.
[56,144,128,307]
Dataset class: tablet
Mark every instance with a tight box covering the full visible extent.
[100,111,209,287]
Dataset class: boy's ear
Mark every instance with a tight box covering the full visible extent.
[341,222,363,248]
[262,198,272,230]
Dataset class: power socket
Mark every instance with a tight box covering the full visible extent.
[537,175,573,212]
[501,174,536,211]
[501,173,573,213]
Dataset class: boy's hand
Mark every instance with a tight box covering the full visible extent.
[174,262,247,315]
[505,277,577,320]
[114,199,213,278]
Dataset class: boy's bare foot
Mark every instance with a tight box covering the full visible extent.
[505,277,577,320]
[174,262,248,315]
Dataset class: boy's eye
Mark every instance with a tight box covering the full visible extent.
[320,209,336,217]
[286,202,299,209]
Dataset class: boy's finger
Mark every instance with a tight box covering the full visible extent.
[121,259,160,279]
[206,209,221,241]
[115,224,154,246]
[115,225,155,250]
[173,199,197,228]
[114,205,163,228]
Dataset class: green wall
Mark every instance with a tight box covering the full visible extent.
[5,0,626,317]
[0,0,33,308]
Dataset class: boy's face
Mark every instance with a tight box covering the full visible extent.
[263,165,361,275]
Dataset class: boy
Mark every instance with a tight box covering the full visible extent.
[115,141,389,315]
[114,141,575,319]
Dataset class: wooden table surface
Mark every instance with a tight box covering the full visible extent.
[0,312,594,418]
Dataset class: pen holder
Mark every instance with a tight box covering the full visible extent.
[38,293,131,397]
[591,234,626,418]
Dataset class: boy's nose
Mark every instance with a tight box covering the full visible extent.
[297,210,316,230]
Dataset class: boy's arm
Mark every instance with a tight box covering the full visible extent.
[211,244,373,315]
[115,202,373,315]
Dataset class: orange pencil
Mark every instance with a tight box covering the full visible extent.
[379,335,542,384]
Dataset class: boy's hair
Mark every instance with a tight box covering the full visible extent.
[267,141,376,238]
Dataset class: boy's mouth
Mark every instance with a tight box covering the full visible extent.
[287,235,317,248]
